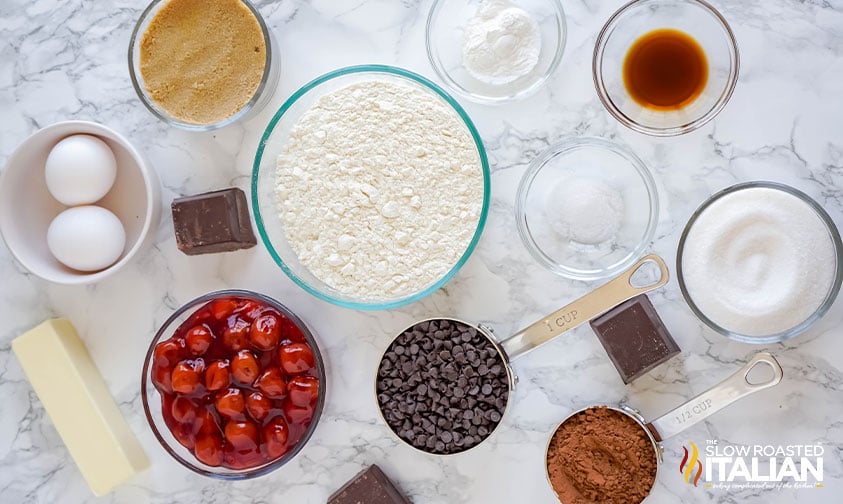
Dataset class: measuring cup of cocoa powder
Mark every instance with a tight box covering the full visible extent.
[376,254,669,455]
[544,352,783,503]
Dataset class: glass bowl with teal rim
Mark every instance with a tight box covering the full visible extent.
[252,65,490,310]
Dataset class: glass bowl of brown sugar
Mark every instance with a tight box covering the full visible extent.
[128,0,281,131]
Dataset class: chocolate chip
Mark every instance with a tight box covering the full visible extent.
[376,319,509,455]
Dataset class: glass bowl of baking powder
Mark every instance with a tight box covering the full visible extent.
[426,0,567,103]
[252,65,490,310]
[677,181,843,344]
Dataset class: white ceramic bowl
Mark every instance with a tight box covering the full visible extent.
[0,121,161,284]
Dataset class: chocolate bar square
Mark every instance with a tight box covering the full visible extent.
[328,465,412,504]
[589,294,680,384]
[171,188,257,255]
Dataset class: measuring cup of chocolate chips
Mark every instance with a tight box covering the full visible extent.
[544,352,783,503]
[375,254,669,455]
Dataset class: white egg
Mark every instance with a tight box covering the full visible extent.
[47,206,127,272]
[45,134,117,206]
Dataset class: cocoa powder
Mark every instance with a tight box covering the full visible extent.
[546,406,657,504]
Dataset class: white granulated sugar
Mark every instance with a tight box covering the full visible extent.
[275,80,484,300]
[681,187,836,337]
[462,0,542,85]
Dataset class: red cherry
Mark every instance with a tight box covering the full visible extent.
[222,318,250,351]
[152,362,173,394]
[228,445,264,469]
[249,313,281,351]
[224,420,259,450]
[278,315,306,343]
[279,343,315,375]
[194,432,224,466]
[284,401,314,425]
[185,325,213,356]
[171,360,205,395]
[245,391,272,422]
[288,375,320,407]
[231,350,260,384]
[236,300,263,321]
[194,408,221,435]
[263,416,290,459]
[171,396,199,424]
[153,339,183,368]
[205,360,231,391]
[173,422,195,450]
[255,367,287,399]
[214,388,245,419]
[210,298,238,320]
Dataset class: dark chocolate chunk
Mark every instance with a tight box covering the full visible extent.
[589,294,680,384]
[328,465,412,504]
[171,187,256,255]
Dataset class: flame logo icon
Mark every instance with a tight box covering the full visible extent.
[679,441,703,487]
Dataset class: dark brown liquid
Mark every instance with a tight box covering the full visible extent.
[623,29,708,110]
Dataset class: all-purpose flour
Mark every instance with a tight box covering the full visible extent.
[275,80,484,300]
[681,187,836,337]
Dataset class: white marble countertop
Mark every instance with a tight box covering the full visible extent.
[1,0,842,503]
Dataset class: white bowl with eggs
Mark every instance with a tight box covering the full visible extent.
[0,121,161,284]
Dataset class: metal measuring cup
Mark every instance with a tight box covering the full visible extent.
[544,352,783,503]
[376,254,670,454]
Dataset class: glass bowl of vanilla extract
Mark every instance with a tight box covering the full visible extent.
[593,0,739,136]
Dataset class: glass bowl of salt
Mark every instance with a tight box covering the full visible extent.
[426,0,567,103]
[515,137,659,281]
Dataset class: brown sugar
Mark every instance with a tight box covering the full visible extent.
[546,406,657,504]
[139,0,267,125]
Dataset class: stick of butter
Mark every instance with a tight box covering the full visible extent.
[12,319,150,496]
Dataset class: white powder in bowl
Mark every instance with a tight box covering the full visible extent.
[462,0,541,85]
[275,80,485,300]
[546,178,624,245]
[681,187,837,337]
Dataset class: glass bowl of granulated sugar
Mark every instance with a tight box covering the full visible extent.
[426,0,567,103]
[252,65,490,310]
[677,182,843,344]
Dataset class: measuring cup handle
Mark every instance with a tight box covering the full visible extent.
[647,352,783,441]
[499,254,669,360]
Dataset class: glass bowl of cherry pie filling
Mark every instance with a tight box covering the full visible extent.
[142,289,326,479]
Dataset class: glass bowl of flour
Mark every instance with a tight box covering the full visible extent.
[515,137,659,281]
[426,0,567,103]
[677,182,843,344]
[252,65,490,310]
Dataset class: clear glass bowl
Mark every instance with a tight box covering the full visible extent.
[426,0,566,103]
[593,0,739,136]
[252,65,490,310]
[128,0,281,131]
[677,182,843,344]
[515,137,658,281]
[141,289,326,479]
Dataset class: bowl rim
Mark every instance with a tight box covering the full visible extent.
[251,64,491,311]
[127,0,277,131]
[425,0,568,103]
[140,289,328,480]
[592,0,740,137]
[676,181,843,344]
[515,136,659,281]
[0,120,160,285]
